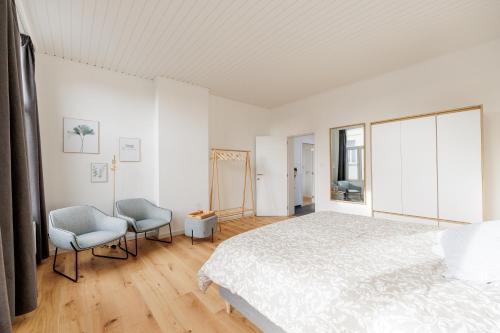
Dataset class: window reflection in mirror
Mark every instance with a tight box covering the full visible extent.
[330,124,365,203]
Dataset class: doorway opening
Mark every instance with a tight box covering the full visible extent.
[288,134,315,217]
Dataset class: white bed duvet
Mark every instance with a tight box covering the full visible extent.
[199,212,500,332]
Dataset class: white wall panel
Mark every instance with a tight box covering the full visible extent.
[437,109,483,223]
[208,96,270,210]
[36,54,156,218]
[371,121,402,214]
[156,78,210,232]
[401,116,438,218]
[270,40,498,220]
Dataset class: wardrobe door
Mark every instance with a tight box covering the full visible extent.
[401,116,438,218]
[437,109,483,223]
[372,121,402,214]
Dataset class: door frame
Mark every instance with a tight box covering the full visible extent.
[301,142,315,204]
[287,133,316,216]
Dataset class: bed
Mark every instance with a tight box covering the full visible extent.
[199,211,500,332]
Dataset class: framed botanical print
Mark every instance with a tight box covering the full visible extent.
[91,163,108,183]
[63,117,99,154]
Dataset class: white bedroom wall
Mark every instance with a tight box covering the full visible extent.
[156,78,210,233]
[270,38,500,220]
[208,95,270,211]
[36,54,271,239]
[36,54,156,218]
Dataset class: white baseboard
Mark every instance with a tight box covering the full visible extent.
[373,212,437,226]
[48,228,185,256]
[373,212,461,228]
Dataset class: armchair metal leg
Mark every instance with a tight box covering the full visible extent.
[92,236,129,260]
[144,223,173,244]
[118,232,138,257]
[118,224,172,257]
[53,243,79,282]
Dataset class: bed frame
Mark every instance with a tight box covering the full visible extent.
[219,287,285,333]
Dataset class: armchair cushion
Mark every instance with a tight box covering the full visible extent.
[76,231,124,249]
[336,180,362,192]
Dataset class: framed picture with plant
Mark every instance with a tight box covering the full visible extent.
[63,117,99,154]
[91,163,108,183]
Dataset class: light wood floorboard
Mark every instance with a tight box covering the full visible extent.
[303,196,313,205]
[13,216,286,333]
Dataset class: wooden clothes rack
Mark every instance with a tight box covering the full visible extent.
[209,148,255,220]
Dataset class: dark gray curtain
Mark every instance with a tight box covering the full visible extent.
[0,0,38,332]
[337,129,347,181]
[21,34,48,263]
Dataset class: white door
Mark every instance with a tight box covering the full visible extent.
[401,116,438,218]
[302,143,314,203]
[437,109,483,223]
[256,136,288,216]
[371,121,403,214]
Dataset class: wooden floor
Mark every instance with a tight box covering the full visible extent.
[13,216,286,333]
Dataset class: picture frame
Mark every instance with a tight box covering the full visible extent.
[63,117,100,154]
[119,137,141,162]
[91,163,108,183]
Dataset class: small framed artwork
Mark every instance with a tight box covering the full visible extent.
[91,163,108,183]
[63,117,100,154]
[119,137,141,162]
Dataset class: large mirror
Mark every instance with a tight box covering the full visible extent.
[330,124,365,203]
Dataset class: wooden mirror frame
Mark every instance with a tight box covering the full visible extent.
[329,123,366,204]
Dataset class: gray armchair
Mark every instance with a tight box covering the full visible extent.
[115,198,173,256]
[336,180,362,201]
[49,206,129,282]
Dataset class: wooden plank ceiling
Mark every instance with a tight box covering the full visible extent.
[17,0,500,107]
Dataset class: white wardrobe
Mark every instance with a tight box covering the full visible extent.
[371,107,483,223]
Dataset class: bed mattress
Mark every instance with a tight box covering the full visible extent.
[199,211,500,332]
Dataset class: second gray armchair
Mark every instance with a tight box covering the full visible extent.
[116,198,173,256]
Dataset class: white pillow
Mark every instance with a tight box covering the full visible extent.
[438,221,500,283]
